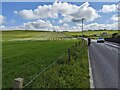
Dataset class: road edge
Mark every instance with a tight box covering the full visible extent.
[88,49,95,88]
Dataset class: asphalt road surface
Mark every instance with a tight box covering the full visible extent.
[89,40,119,88]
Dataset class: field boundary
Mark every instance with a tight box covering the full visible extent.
[23,60,57,88]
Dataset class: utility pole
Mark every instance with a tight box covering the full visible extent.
[25,25,28,30]
[118,1,120,31]
[99,25,101,36]
[72,18,85,38]
[81,18,85,37]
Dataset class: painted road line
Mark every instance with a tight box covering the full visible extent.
[88,49,95,88]
[104,43,119,53]
[117,51,120,54]
[105,43,119,48]
[105,45,113,50]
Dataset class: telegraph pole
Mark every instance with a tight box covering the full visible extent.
[81,18,85,37]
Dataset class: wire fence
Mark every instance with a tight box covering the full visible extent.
[23,60,57,88]
[20,41,80,88]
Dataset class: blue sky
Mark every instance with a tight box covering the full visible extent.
[1,2,119,30]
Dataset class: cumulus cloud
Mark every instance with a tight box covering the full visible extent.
[1,25,26,30]
[63,23,69,28]
[59,23,69,30]
[84,23,118,30]
[0,25,6,30]
[14,10,37,20]
[14,2,100,22]
[100,4,118,13]
[2,22,118,31]
[71,2,100,22]
[58,16,73,24]
[53,26,60,31]
[111,14,119,21]
[68,22,118,31]
[23,19,53,30]
[0,15,5,25]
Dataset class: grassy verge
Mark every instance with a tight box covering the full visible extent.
[2,40,79,88]
[26,40,89,88]
[2,31,89,88]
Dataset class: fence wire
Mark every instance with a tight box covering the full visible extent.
[23,42,79,88]
[23,60,57,88]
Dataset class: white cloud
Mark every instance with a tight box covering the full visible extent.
[71,2,100,22]
[111,14,119,21]
[68,22,118,31]
[23,19,53,30]
[52,26,60,31]
[83,23,118,30]
[2,22,118,31]
[14,10,37,19]
[14,4,59,19]
[58,16,73,24]
[14,2,100,22]
[67,26,77,31]
[100,4,118,13]
[0,25,5,30]
[0,15,5,25]
[58,20,63,24]
[60,23,69,30]
[2,19,53,30]
[1,25,26,30]
[63,23,69,27]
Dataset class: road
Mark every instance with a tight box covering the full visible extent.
[89,40,119,88]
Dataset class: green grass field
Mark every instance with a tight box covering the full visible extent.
[2,30,118,88]
[2,30,89,88]
[28,41,89,88]
[3,40,79,88]
[2,30,74,42]
[64,30,118,36]
[64,30,119,39]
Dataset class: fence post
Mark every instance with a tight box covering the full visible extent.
[14,78,23,90]
[68,49,70,63]
[76,42,77,47]
[79,41,80,45]
[75,43,77,49]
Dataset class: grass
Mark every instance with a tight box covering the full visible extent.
[2,30,73,41]
[3,40,79,88]
[2,30,89,88]
[64,30,118,36]
[64,30,119,39]
[27,40,89,88]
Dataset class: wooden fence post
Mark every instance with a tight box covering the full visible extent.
[75,43,77,49]
[68,49,70,63]
[79,41,80,45]
[14,78,23,90]
[76,42,77,47]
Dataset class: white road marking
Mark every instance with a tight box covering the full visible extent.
[88,49,95,88]
[105,42,119,48]
[117,51,120,54]
[103,44,120,54]
[105,45,113,50]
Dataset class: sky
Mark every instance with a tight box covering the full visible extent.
[0,1,119,31]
